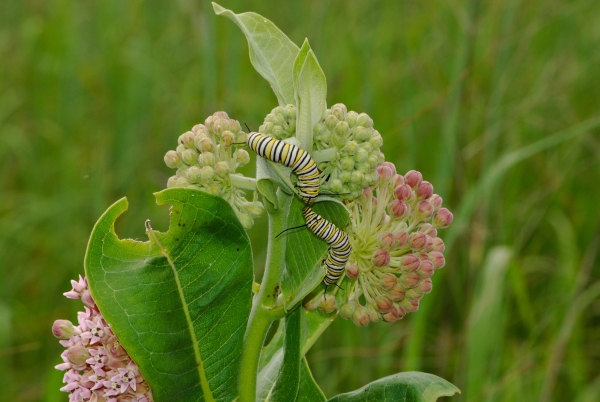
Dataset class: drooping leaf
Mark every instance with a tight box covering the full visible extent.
[293,39,327,152]
[327,372,460,402]
[84,189,253,402]
[281,198,349,311]
[213,2,299,106]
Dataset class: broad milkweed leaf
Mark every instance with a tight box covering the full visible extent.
[84,189,252,402]
[213,2,299,106]
[327,372,460,402]
[293,39,327,152]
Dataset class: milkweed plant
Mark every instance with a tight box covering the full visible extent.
[52,4,460,402]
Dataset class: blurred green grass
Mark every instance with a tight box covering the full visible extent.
[1,0,599,401]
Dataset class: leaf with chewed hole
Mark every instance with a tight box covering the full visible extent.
[84,188,252,402]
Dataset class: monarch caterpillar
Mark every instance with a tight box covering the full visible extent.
[302,206,351,290]
[246,132,320,205]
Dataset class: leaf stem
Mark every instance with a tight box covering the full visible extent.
[239,192,292,402]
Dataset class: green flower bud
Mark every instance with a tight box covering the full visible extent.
[175,176,191,187]
[272,125,284,138]
[164,150,182,168]
[229,119,241,134]
[207,182,223,195]
[345,111,358,128]
[235,149,250,167]
[331,103,347,120]
[176,144,186,154]
[167,175,178,188]
[196,136,215,152]
[284,104,296,119]
[352,304,370,327]
[245,201,264,218]
[343,140,359,156]
[324,114,338,130]
[213,118,230,135]
[192,124,210,136]
[186,166,203,183]
[339,302,356,320]
[357,112,373,128]
[352,126,370,142]
[340,156,355,171]
[237,212,253,229]
[367,153,380,168]
[319,294,337,314]
[199,166,215,182]
[236,131,248,145]
[335,121,350,137]
[356,162,370,173]
[221,130,234,147]
[181,148,199,165]
[370,131,383,148]
[340,170,352,183]
[198,151,216,167]
[260,122,274,134]
[330,178,343,193]
[214,161,230,178]
[355,147,369,162]
[178,131,196,148]
[351,170,364,184]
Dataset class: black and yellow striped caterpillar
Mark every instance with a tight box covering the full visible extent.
[302,206,351,289]
[246,132,320,205]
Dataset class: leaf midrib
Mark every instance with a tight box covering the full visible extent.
[146,220,216,402]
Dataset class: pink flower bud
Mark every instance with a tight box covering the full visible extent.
[391,174,404,188]
[380,273,397,290]
[339,303,356,320]
[346,263,359,279]
[419,223,435,235]
[417,278,433,294]
[381,162,397,175]
[428,251,445,269]
[352,305,371,327]
[405,170,423,188]
[409,232,428,250]
[192,123,209,136]
[382,306,399,323]
[406,288,423,301]
[416,181,433,199]
[395,304,407,319]
[417,260,435,278]
[371,197,378,207]
[376,164,394,185]
[400,272,420,288]
[429,194,443,209]
[394,184,413,201]
[367,305,382,323]
[362,186,372,198]
[417,200,434,221]
[373,249,390,267]
[400,298,420,313]
[433,208,453,228]
[52,320,77,339]
[394,231,409,247]
[401,254,420,272]
[388,285,406,301]
[423,236,434,252]
[378,232,395,249]
[432,237,445,252]
[66,345,90,368]
[319,294,338,314]
[375,296,394,313]
[389,200,410,219]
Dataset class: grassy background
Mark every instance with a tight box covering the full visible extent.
[1,0,599,400]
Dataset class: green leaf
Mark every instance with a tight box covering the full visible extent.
[213,2,299,106]
[327,372,460,402]
[84,189,253,402]
[293,39,327,152]
[257,309,326,402]
[281,198,349,311]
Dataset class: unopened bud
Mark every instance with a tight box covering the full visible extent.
[367,153,380,168]
[389,285,406,301]
[417,260,435,278]
[343,140,359,155]
[378,232,395,249]
[324,114,338,130]
[331,103,347,120]
[221,130,234,147]
[432,237,445,252]
[352,304,370,327]
[178,131,196,148]
[192,124,209,136]
[319,294,337,314]
[335,121,350,137]
[245,201,264,218]
[235,149,250,167]
[382,307,399,323]
[400,298,420,313]
[235,131,248,145]
[356,162,370,173]
[400,272,420,288]
[389,200,410,219]
[340,302,356,319]
[304,296,320,311]
[199,166,215,182]
[345,111,358,127]
[373,249,390,267]
[367,305,381,323]
[404,170,423,188]
[213,118,230,135]
[376,164,393,185]
[181,148,199,165]
[195,136,215,152]
[409,232,428,250]
[175,177,191,187]
[394,231,409,247]
[214,161,230,178]
[186,166,202,183]
[198,151,216,167]
[340,156,355,171]
[416,181,433,199]
[429,194,443,209]
[419,223,435,236]
[429,251,445,269]
[167,175,178,188]
[433,208,453,228]
[238,212,253,229]
[330,179,343,193]
[417,200,434,221]
[380,273,397,290]
[66,345,90,368]
[417,278,433,294]
[52,320,76,339]
[369,132,383,148]
[351,170,364,185]
[391,174,404,188]
[346,264,359,279]
[376,296,393,313]
[164,150,182,168]
[422,236,434,252]
[357,113,373,128]
[401,254,421,272]
[406,288,423,301]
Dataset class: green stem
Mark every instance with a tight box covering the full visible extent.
[238,192,292,402]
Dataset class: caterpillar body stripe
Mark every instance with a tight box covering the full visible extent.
[302,206,351,287]
[247,132,320,205]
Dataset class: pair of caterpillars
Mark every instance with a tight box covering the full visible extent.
[246,133,350,290]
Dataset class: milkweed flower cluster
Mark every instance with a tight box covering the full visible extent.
[259,104,297,140]
[313,103,385,200]
[335,162,453,326]
[164,111,264,229]
[53,276,153,402]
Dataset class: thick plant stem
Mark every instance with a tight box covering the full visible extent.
[238,193,291,402]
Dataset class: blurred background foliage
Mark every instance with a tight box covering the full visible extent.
[1,0,599,401]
